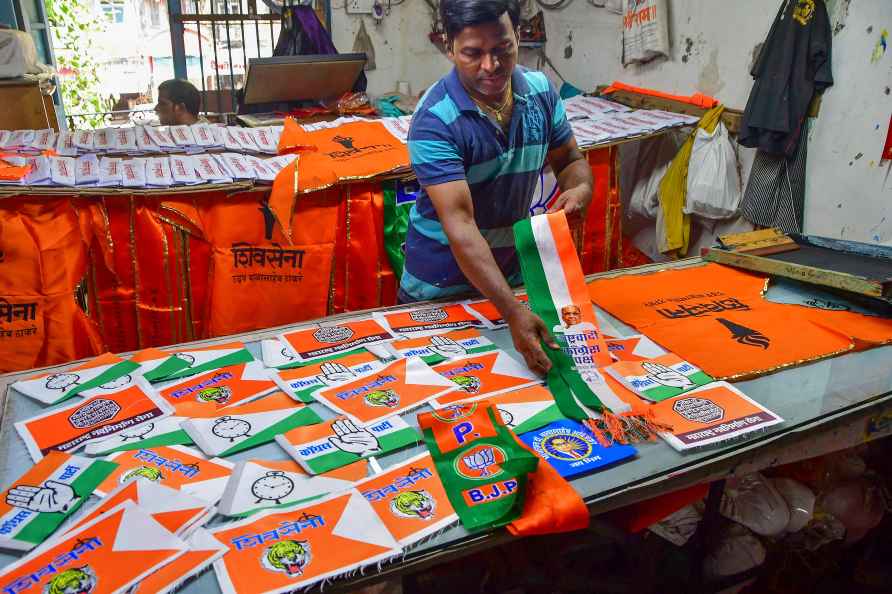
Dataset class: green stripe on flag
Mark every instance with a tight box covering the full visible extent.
[96,429,194,455]
[515,217,604,416]
[151,349,254,383]
[512,404,567,435]
[222,408,323,457]
[57,360,141,403]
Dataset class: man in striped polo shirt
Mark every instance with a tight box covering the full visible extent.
[402,0,594,375]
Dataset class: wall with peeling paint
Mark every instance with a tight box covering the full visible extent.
[331,0,892,244]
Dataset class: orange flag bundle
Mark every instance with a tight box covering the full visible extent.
[271,119,409,242]
[586,263,888,379]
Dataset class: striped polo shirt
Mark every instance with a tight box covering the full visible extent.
[399,66,572,302]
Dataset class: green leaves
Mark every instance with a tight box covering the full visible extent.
[46,0,115,128]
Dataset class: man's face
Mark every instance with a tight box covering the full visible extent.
[155,92,177,126]
[447,12,518,100]
[562,306,582,327]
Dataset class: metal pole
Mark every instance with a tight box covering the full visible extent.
[222,0,236,112]
[168,0,188,79]
[208,0,222,116]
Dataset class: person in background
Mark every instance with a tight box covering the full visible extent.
[401,0,594,376]
[154,79,204,126]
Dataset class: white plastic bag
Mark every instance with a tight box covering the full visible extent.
[627,130,685,220]
[0,30,41,78]
[720,473,790,537]
[684,123,741,219]
[622,0,669,66]
[771,478,816,534]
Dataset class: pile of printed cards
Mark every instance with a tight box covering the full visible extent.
[0,152,297,188]
[560,96,700,147]
[0,125,283,157]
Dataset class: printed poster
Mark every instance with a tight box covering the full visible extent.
[98,445,234,503]
[276,416,419,475]
[651,382,784,451]
[211,490,401,594]
[0,501,188,594]
[0,452,117,551]
[310,357,456,426]
[279,318,395,362]
[355,452,458,546]
[15,379,173,461]
[431,351,542,407]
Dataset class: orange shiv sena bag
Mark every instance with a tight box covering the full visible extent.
[196,189,338,337]
[0,198,102,372]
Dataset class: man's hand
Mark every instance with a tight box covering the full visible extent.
[547,185,591,228]
[505,306,558,377]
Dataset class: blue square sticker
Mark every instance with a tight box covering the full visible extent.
[519,419,637,479]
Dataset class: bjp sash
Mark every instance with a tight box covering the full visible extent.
[418,401,538,533]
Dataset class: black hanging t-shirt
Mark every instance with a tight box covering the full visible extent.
[739,0,833,157]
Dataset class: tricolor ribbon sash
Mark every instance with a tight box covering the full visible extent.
[514,212,667,444]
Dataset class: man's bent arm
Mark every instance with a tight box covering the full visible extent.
[427,180,557,375]
[546,138,594,226]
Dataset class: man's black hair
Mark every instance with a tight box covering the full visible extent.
[158,79,201,116]
[439,0,520,41]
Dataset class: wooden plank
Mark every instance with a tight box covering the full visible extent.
[703,248,886,298]
[718,228,799,255]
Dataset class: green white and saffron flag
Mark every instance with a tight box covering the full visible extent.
[276,415,419,475]
[418,401,538,533]
[183,407,322,457]
[0,451,118,551]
